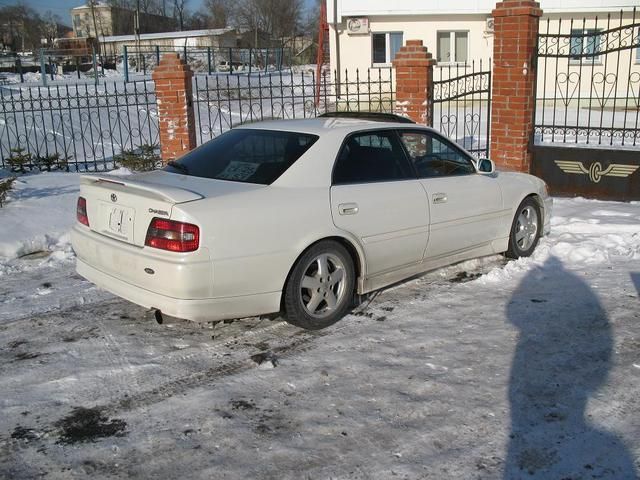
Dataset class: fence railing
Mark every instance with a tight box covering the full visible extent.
[534,8,640,147]
[193,68,395,145]
[0,68,393,170]
[0,80,158,171]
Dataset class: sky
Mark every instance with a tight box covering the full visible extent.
[0,0,317,27]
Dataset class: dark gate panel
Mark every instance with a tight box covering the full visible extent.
[531,145,639,201]
[430,60,491,159]
[532,8,640,200]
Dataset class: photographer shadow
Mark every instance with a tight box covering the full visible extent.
[504,256,637,479]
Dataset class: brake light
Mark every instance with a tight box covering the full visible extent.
[77,197,89,226]
[145,218,199,252]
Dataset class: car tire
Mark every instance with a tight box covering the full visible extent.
[284,240,355,330]
[505,196,542,259]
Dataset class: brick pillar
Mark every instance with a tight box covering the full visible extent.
[392,40,437,125]
[151,53,197,163]
[490,0,542,172]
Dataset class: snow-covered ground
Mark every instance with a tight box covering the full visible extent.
[0,172,639,479]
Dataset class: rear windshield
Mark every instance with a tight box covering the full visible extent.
[164,129,319,184]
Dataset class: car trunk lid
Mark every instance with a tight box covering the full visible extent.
[80,173,203,247]
[79,171,264,247]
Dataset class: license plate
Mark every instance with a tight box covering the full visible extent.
[100,202,135,242]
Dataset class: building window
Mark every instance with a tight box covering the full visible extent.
[437,31,468,63]
[73,14,81,26]
[636,28,640,63]
[570,29,602,63]
[372,32,403,65]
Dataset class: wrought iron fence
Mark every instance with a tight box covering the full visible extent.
[0,80,159,171]
[430,60,492,158]
[534,8,640,147]
[192,68,395,145]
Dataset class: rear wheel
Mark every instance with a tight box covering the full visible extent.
[284,240,355,330]
[506,197,541,259]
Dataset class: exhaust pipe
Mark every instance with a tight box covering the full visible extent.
[153,308,163,324]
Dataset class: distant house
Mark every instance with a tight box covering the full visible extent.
[70,2,175,38]
[327,0,640,73]
[98,28,239,57]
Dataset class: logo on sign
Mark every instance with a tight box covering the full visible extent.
[554,161,639,183]
[110,193,118,202]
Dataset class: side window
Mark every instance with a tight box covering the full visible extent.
[333,131,414,185]
[399,131,475,177]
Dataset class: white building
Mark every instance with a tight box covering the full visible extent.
[327,0,640,74]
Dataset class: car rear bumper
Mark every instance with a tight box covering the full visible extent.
[72,225,282,322]
[76,258,282,322]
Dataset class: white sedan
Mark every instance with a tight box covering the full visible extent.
[71,116,552,329]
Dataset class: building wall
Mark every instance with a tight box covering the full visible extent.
[71,5,175,38]
[329,13,493,74]
[329,7,639,100]
[72,6,115,37]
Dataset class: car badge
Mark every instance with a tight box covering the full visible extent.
[111,193,118,202]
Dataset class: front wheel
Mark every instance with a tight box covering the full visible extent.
[283,240,355,330]
[505,197,541,259]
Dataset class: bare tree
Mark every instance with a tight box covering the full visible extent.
[42,11,62,46]
[0,4,46,51]
[235,0,303,45]
[0,4,66,52]
[203,0,234,29]
[184,10,209,30]
[173,0,188,31]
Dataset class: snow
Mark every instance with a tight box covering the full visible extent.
[0,172,79,263]
[0,171,639,478]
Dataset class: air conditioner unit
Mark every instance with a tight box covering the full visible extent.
[485,17,495,33]
[346,17,369,35]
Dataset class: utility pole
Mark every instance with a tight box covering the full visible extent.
[89,0,100,38]
[135,0,141,72]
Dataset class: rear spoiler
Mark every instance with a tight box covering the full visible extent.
[80,174,204,204]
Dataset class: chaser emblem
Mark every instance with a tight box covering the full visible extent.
[555,161,639,183]
[148,208,169,216]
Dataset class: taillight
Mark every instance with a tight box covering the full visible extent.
[77,196,89,226]
[145,218,199,252]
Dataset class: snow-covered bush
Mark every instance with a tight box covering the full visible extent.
[6,148,33,173]
[34,153,70,172]
[113,144,161,172]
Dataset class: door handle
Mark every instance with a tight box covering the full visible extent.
[433,193,448,204]
[338,203,359,215]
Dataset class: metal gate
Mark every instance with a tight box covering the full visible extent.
[532,8,640,201]
[429,60,492,159]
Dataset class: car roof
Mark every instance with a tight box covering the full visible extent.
[235,117,436,136]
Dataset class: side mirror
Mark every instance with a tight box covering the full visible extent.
[478,158,495,174]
